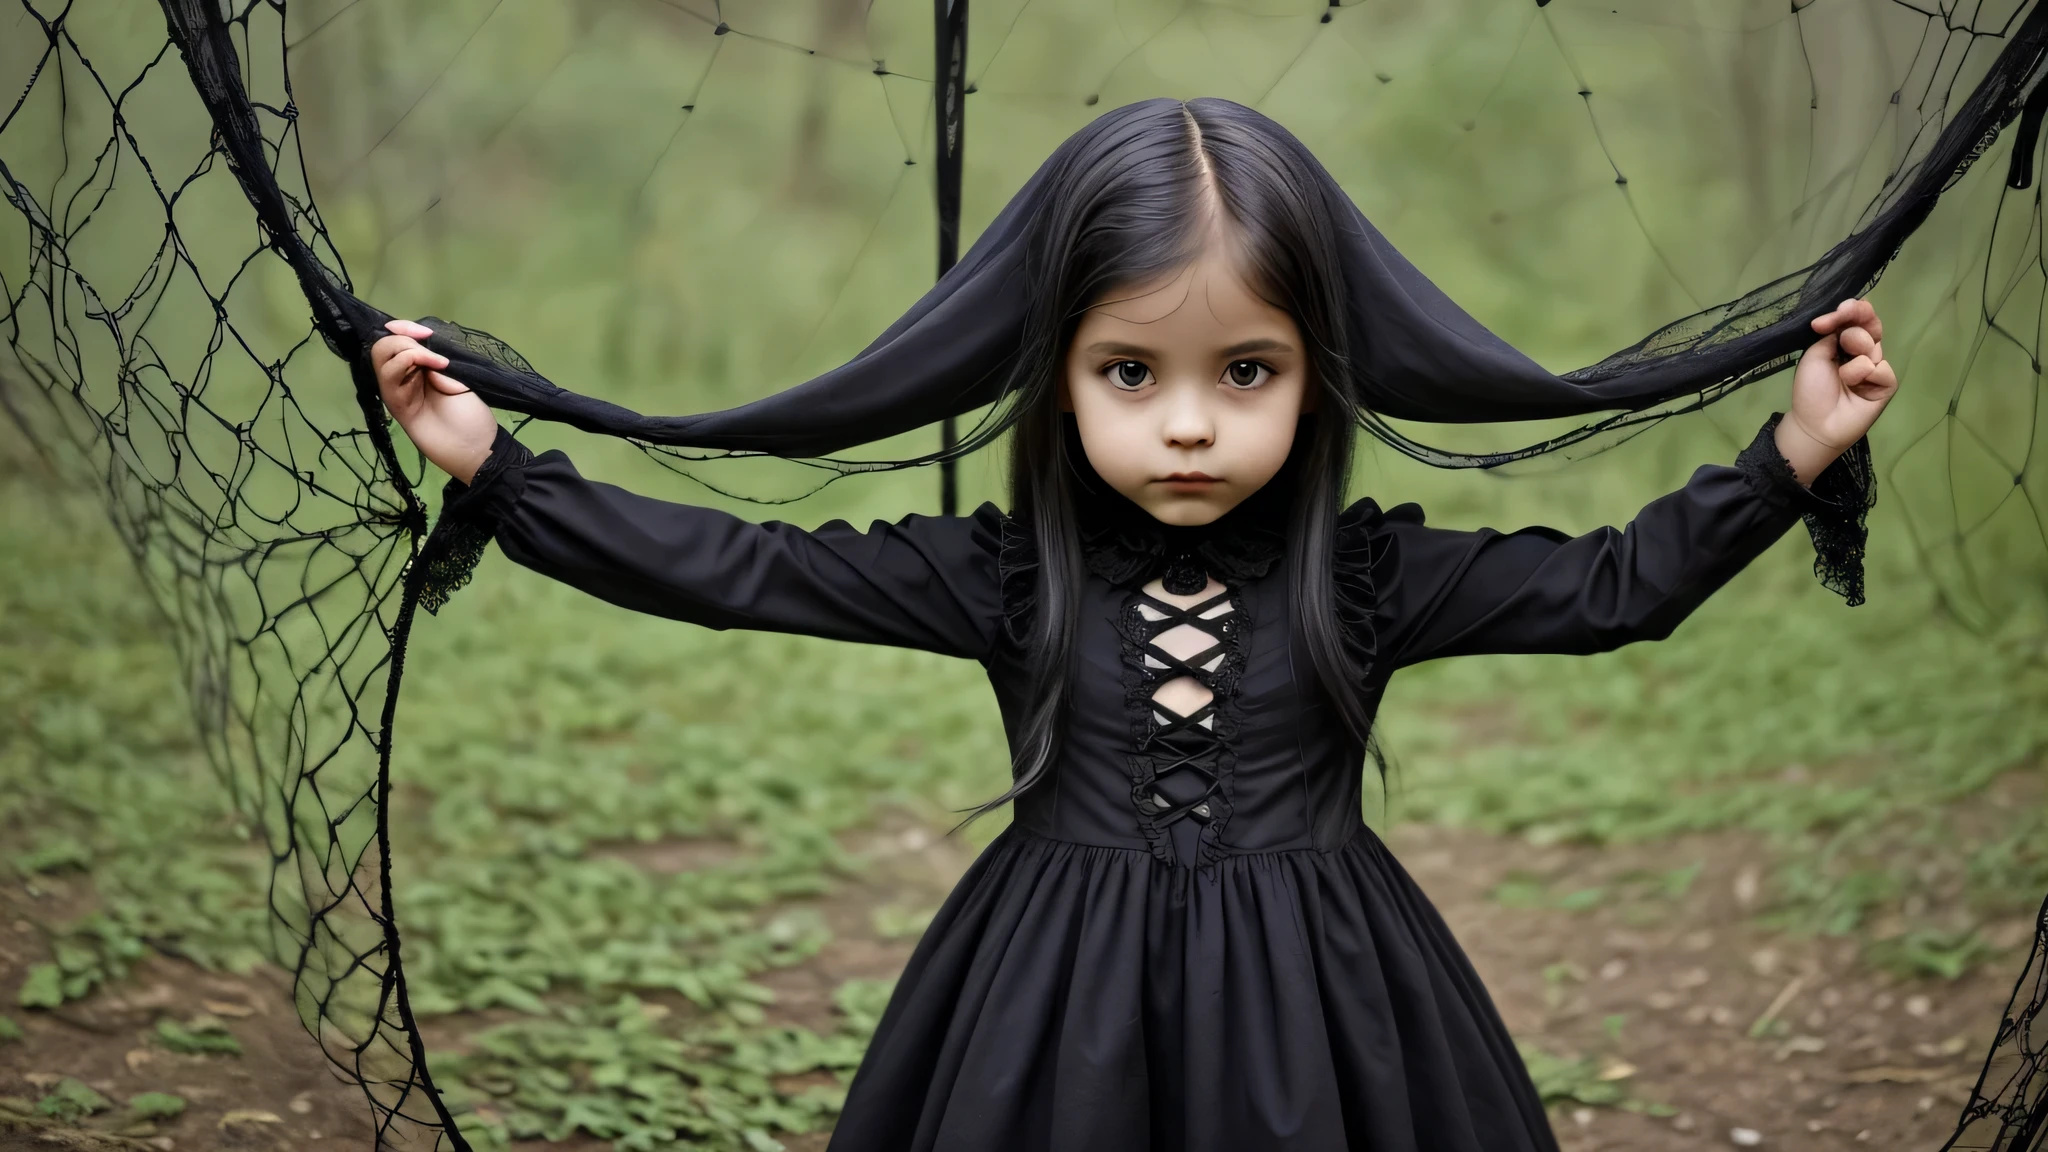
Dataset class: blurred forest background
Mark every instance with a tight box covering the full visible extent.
[2,1,2046,1149]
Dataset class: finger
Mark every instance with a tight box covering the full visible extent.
[370,333,418,368]
[425,369,472,396]
[1813,300,1861,333]
[1853,359,1899,400]
[1837,354,1876,390]
[1860,300,1882,342]
[383,318,436,340]
[396,345,450,373]
[1838,325,1879,360]
[383,346,446,391]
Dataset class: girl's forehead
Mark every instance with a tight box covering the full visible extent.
[1083,249,1294,337]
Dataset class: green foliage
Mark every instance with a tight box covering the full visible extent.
[153,1017,242,1056]
[13,914,147,1008]
[126,1092,186,1121]
[15,966,60,1009]
[0,1015,20,1042]
[435,991,885,1151]
[1864,928,2001,982]
[1518,1042,1626,1107]
[34,1079,110,1123]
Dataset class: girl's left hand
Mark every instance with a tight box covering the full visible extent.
[1776,297,1900,485]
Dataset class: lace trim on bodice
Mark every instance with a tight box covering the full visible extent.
[1116,581,1251,870]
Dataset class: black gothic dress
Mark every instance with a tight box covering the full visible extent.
[426,414,1872,1152]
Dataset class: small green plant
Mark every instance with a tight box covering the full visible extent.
[1516,1041,1674,1116]
[154,1016,242,1055]
[35,1078,110,1123]
[126,1092,186,1121]
[1865,928,2001,981]
[1557,887,1608,913]
[14,914,148,1008]
[1490,875,1550,908]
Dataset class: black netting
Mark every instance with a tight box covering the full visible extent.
[1944,891,2048,1151]
[4,1,2047,1148]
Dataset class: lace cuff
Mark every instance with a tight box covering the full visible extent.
[1733,412,1876,607]
[414,426,535,615]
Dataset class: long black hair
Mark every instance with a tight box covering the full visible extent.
[951,99,1374,826]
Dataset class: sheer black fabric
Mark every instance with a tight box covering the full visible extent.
[153,0,2048,470]
[422,415,1854,1150]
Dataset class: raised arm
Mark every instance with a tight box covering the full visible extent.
[372,318,1005,658]
[419,429,1006,660]
[1364,413,1876,668]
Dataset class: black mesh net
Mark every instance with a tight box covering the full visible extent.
[3,0,2046,1148]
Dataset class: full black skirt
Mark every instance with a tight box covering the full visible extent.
[824,825,1560,1152]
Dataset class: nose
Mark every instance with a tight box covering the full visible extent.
[1160,382,1215,450]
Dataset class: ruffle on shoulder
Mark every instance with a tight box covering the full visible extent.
[1733,412,1876,607]
[1332,497,1414,691]
[414,426,535,615]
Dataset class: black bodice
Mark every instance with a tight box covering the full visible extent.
[427,414,1871,874]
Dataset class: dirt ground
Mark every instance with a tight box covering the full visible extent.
[1,814,2034,1152]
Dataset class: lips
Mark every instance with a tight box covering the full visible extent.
[1161,472,1219,483]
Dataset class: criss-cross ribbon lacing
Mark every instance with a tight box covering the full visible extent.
[1129,586,1238,837]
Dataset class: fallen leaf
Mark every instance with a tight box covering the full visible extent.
[23,1072,62,1090]
[201,999,256,1018]
[218,1109,283,1128]
[1914,1035,1970,1058]
[125,1049,155,1071]
[288,1092,313,1115]
[1597,1060,1638,1081]
[1733,866,1761,908]
[128,984,177,1010]
[1774,1035,1827,1060]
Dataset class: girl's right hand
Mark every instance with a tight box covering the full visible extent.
[372,319,499,484]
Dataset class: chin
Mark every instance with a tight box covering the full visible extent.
[1141,497,1230,526]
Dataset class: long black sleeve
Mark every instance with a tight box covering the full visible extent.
[1363,414,1875,669]
[418,429,1007,660]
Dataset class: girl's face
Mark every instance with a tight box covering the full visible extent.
[1060,236,1313,526]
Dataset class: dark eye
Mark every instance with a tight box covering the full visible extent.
[1224,360,1270,389]
[1109,360,1152,390]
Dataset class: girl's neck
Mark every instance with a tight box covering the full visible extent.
[1065,421,1299,593]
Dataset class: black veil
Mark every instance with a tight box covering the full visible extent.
[394,44,2038,470]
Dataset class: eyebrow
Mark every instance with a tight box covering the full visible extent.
[1082,337,1296,358]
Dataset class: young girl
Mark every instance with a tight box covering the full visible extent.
[373,98,1896,1152]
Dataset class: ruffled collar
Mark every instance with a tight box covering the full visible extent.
[1067,420,1296,595]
